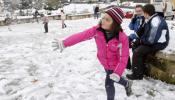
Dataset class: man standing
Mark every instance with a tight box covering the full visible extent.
[4,13,12,31]
[127,4,170,80]
[34,9,40,23]
[61,10,67,29]
[171,0,175,10]
[41,14,49,33]
[94,5,99,19]
[152,0,166,17]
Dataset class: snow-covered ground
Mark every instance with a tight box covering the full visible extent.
[0,18,175,100]
[0,3,116,21]
[0,2,134,21]
[0,17,5,21]
[53,3,116,15]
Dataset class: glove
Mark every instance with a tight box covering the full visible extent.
[52,39,65,53]
[131,39,141,48]
[110,73,120,82]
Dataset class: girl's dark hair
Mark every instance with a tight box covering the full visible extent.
[143,4,155,16]
[98,19,123,39]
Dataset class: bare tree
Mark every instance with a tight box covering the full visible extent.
[32,0,46,10]
[45,0,61,10]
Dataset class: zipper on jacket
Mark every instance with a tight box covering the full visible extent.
[106,44,109,69]
[100,31,110,69]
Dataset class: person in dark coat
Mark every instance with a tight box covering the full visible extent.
[4,13,12,31]
[34,9,40,23]
[94,5,100,19]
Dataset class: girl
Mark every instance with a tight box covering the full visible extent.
[60,9,67,29]
[52,7,132,100]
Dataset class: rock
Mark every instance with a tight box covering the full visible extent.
[146,51,175,85]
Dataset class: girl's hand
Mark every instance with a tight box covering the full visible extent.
[110,73,120,82]
[52,39,65,53]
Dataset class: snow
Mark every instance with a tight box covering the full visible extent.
[0,18,174,100]
[4,3,117,20]
[0,17,5,21]
[0,2,133,21]
[16,16,34,19]
[56,3,117,14]
[121,1,146,7]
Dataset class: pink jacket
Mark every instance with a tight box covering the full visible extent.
[63,26,129,77]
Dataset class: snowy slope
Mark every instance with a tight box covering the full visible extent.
[0,18,174,100]
[55,3,117,14]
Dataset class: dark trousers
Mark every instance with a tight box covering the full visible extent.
[62,20,67,28]
[127,36,138,70]
[131,45,158,78]
[94,12,99,19]
[126,57,132,69]
[62,23,67,28]
[44,23,48,33]
[34,16,39,23]
[105,70,128,100]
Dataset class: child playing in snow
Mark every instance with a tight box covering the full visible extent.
[60,10,67,29]
[41,14,49,33]
[52,7,132,100]
[4,13,12,31]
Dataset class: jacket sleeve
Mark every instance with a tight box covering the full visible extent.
[129,17,137,30]
[145,16,161,45]
[114,33,129,77]
[63,26,97,47]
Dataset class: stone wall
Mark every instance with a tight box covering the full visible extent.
[146,51,175,85]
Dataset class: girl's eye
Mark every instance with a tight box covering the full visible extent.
[102,17,112,22]
[106,18,111,22]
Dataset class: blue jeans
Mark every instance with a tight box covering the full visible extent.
[105,70,128,100]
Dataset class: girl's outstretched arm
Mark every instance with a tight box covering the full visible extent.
[52,26,98,52]
[63,26,98,47]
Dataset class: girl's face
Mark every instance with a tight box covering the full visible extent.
[101,13,113,31]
